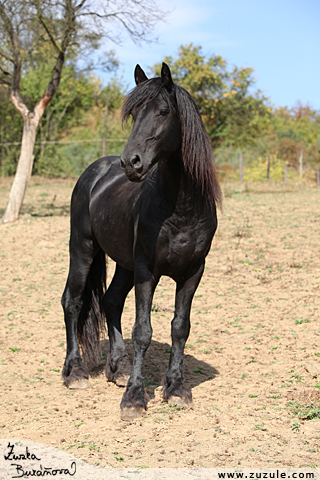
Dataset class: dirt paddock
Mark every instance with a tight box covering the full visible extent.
[0,177,319,468]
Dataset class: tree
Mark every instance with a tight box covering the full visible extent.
[0,84,24,176]
[150,44,271,149]
[268,102,320,168]
[0,0,165,223]
[21,62,99,175]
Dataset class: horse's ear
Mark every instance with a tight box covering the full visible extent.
[161,62,173,91]
[134,64,148,85]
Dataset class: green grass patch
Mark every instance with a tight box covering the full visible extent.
[287,401,320,420]
[295,318,310,325]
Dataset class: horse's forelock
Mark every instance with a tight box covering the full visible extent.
[122,78,163,124]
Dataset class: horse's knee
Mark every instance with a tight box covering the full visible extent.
[61,292,66,308]
[63,300,82,319]
[132,322,152,351]
[61,287,69,309]
[171,315,190,341]
[61,286,82,314]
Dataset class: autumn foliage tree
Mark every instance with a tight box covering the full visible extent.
[151,45,320,177]
[150,44,271,149]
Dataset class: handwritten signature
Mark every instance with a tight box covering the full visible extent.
[3,442,77,478]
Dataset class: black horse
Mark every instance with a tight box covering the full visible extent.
[61,63,222,420]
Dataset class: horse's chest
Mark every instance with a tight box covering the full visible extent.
[167,228,194,257]
[155,219,211,272]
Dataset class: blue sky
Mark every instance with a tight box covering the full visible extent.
[100,0,320,110]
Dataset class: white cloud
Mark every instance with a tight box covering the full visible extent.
[98,0,238,86]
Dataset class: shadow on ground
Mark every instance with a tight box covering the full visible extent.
[88,338,219,400]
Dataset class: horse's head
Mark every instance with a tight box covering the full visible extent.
[120,63,181,182]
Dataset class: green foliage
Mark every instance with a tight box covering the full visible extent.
[150,44,271,149]
[0,59,129,177]
[0,85,24,175]
[150,44,320,180]
[1,42,320,178]
[267,103,320,168]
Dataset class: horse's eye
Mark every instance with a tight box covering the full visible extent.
[160,109,169,116]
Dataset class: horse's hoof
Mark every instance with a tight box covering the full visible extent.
[167,395,193,407]
[115,374,130,387]
[68,379,91,389]
[120,406,146,421]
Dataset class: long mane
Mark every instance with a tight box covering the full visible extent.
[122,78,222,211]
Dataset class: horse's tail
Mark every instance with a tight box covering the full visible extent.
[77,250,107,368]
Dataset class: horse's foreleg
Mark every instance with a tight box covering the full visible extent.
[103,265,134,387]
[120,266,158,420]
[162,261,205,405]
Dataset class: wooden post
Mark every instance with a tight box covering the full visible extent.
[299,149,303,177]
[316,167,320,187]
[102,139,107,157]
[267,155,271,181]
[239,152,243,183]
[284,162,288,183]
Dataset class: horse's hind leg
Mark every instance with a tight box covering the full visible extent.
[61,241,101,389]
[162,261,205,405]
[103,264,134,387]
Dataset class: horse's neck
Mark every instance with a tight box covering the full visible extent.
[158,154,204,216]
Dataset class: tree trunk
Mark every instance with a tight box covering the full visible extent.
[1,46,65,224]
[299,150,303,177]
[1,117,38,223]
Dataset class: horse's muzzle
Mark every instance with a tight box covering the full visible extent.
[120,155,145,182]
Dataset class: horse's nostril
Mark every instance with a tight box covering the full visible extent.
[131,155,140,166]
[131,155,143,173]
[120,157,126,169]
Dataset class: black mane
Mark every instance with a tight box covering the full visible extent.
[122,78,222,210]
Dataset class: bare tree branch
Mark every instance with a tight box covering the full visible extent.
[34,50,65,119]
[0,49,14,63]
[0,65,11,75]
[0,1,30,118]
[74,0,87,12]
[35,1,62,54]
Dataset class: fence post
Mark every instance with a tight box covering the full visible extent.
[102,139,107,157]
[299,150,303,177]
[284,162,288,183]
[239,152,243,183]
[316,167,320,187]
[267,155,271,181]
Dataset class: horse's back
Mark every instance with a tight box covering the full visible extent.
[70,156,120,248]
[71,156,120,204]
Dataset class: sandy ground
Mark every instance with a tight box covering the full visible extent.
[0,177,319,469]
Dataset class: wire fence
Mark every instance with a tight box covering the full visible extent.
[1,139,319,185]
[235,152,320,186]
[0,138,128,177]
[0,138,128,146]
